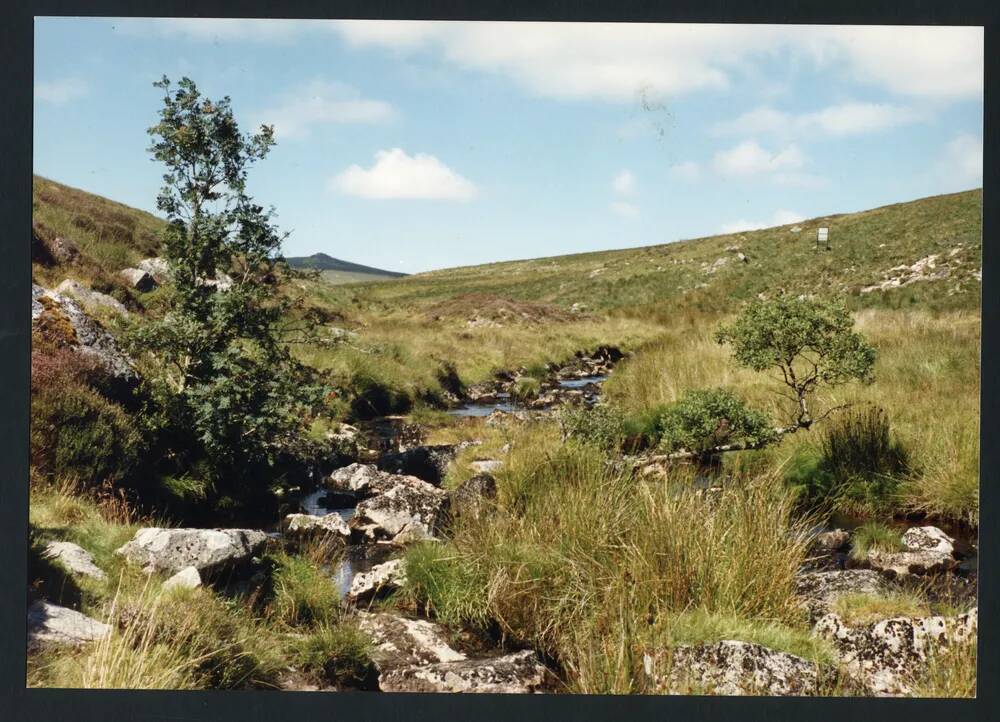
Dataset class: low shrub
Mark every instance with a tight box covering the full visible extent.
[31,379,143,488]
[558,403,628,451]
[654,387,776,458]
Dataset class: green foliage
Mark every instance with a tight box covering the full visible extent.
[558,403,628,451]
[654,388,776,457]
[288,621,374,687]
[716,297,877,428]
[30,380,142,487]
[125,76,332,496]
[347,370,411,419]
[267,550,340,626]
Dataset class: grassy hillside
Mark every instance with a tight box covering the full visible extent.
[313,188,981,315]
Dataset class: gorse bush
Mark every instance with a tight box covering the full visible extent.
[654,387,776,458]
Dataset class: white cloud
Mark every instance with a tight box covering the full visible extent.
[713,140,805,177]
[331,21,983,102]
[114,18,332,43]
[669,161,702,182]
[34,78,88,105]
[114,21,982,103]
[713,102,921,138]
[940,133,983,189]
[610,201,639,219]
[329,148,478,201]
[254,80,394,139]
[612,170,636,195]
[721,209,805,234]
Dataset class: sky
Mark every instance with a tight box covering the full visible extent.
[34,19,984,274]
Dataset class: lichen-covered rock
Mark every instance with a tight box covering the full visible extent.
[55,279,129,316]
[867,550,956,578]
[901,526,955,555]
[814,608,977,696]
[163,566,202,591]
[450,473,497,521]
[352,477,449,544]
[284,513,351,540]
[119,268,158,292]
[357,612,467,672]
[136,257,172,283]
[795,569,888,621]
[809,529,850,555]
[379,649,555,693]
[643,640,819,696]
[115,528,268,577]
[328,463,394,497]
[32,284,138,386]
[347,559,407,605]
[470,459,502,474]
[27,600,110,649]
[43,541,106,581]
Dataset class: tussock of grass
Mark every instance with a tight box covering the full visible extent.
[266,548,342,627]
[287,620,373,687]
[403,425,815,693]
[850,522,904,561]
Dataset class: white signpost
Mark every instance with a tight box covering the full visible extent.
[817,226,830,250]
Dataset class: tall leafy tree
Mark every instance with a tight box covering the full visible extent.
[131,76,329,500]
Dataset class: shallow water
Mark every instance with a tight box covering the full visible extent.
[558,375,607,389]
[447,402,519,417]
[299,488,355,521]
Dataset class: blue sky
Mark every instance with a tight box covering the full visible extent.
[34,19,983,273]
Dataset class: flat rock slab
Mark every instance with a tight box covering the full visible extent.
[379,649,555,693]
[643,640,819,696]
[795,569,888,622]
[329,464,405,497]
[814,607,977,696]
[44,541,106,581]
[357,612,467,672]
[284,513,351,540]
[115,528,268,577]
[347,559,407,606]
[28,600,110,648]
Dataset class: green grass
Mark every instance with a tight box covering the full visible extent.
[849,522,905,561]
[402,426,816,694]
